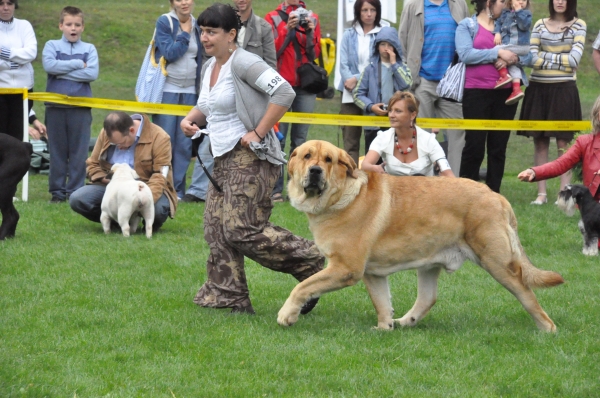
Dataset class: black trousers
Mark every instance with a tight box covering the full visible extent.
[460,88,518,193]
[0,91,33,140]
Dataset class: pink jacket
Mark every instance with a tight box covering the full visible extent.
[532,133,600,200]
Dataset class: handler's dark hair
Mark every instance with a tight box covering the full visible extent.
[470,0,499,15]
[549,0,577,21]
[197,3,241,42]
[352,0,382,29]
[103,111,134,138]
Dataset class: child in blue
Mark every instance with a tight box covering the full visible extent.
[353,26,412,154]
[493,0,532,105]
[42,6,99,203]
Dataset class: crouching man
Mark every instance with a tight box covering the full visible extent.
[69,111,177,231]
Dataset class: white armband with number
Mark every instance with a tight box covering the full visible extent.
[255,68,285,96]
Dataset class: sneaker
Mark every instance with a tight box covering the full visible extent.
[494,74,512,89]
[505,89,525,105]
[49,196,66,204]
[181,193,204,203]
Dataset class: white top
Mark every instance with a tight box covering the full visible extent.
[0,18,37,89]
[369,126,447,176]
[197,56,247,157]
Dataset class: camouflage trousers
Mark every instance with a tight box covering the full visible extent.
[194,143,325,310]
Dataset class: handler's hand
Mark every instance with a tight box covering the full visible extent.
[241,131,262,148]
[376,162,387,174]
[181,119,198,137]
[517,169,535,182]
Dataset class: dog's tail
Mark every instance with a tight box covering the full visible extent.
[136,182,150,209]
[507,207,564,289]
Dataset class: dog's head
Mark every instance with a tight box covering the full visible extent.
[287,140,366,214]
[108,163,140,182]
[557,184,590,216]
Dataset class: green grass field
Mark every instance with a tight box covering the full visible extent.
[2,0,600,396]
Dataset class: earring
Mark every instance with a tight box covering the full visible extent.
[487,7,494,20]
[228,41,233,54]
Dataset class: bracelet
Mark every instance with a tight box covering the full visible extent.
[253,129,264,140]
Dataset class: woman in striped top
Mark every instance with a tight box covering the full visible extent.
[517,0,586,205]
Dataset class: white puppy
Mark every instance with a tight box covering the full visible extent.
[100,163,154,238]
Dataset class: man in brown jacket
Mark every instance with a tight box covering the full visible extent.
[69,111,177,231]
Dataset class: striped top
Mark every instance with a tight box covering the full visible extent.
[530,18,586,83]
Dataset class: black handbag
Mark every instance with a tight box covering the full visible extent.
[297,61,329,94]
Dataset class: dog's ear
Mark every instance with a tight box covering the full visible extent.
[131,169,140,180]
[338,148,358,179]
[288,147,299,177]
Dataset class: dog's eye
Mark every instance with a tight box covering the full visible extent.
[304,153,311,160]
[325,156,332,163]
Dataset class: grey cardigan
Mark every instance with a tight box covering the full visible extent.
[196,48,295,165]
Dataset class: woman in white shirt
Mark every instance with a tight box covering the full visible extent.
[361,91,455,177]
[180,4,323,316]
[0,0,36,141]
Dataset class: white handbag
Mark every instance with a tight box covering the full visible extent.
[135,14,172,103]
[436,58,466,103]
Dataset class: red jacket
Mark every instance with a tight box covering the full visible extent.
[265,2,321,87]
[532,133,600,200]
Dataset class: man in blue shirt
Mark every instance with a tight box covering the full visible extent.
[399,0,469,175]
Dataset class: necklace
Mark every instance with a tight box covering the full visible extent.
[394,129,416,154]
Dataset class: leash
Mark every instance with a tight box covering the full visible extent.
[190,124,222,193]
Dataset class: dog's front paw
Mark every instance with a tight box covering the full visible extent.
[372,321,394,331]
[582,246,598,256]
[395,314,419,327]
[277,300,300,327]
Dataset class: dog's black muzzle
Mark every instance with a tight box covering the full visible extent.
[305,166,325,196]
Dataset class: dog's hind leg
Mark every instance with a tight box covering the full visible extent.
[118,212,131,237]
[278,263,364,327]
[480,254,557,332]
[0,202,19,240]
[579,220,598,256]
[100,212,112,235]
[363,273,394,330]
[395,266,441,328]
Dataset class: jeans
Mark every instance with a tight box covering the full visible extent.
[273,87,316,195]
[152,92,197,198]
[45,107,92,199]
[69,184,171,231]
[460,88,518,193]
[186,135,214,200]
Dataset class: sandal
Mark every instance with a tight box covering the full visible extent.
[530,193,547,205]
[271,193,284,203]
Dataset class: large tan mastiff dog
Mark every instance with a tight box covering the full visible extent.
[277,140,564,332]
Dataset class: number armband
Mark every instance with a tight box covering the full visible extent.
[255,68,284,96]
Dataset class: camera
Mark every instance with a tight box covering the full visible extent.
[382,104,388,111]
[298,13,309,29]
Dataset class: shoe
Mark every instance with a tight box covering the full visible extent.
[530,193,547,205]
[271,193,284,203]
[181,193,204,203]
[231,305,256,315]
[505,90,525,105]
[494,74,512,89]
[300,297,319,315]
[49,196,66,203]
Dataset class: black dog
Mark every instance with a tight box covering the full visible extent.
[557,184,600,256]
[0,133,33,240]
